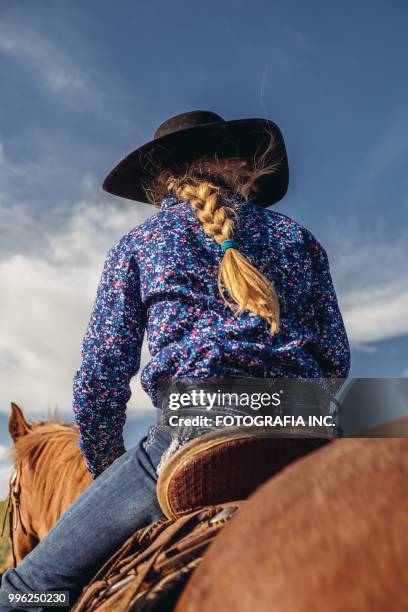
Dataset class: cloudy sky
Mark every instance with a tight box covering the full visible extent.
[1,1,408,494]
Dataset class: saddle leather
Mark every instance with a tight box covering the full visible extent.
[157,426,329,520]
[73,429,328,610]
[72,502,243,612]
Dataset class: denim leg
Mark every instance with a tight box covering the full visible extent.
[0,429,171,611]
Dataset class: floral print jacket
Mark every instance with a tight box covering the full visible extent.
[73,192,350,477]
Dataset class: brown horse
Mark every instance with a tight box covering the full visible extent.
[176,436,408,612]
[3,403,408,611]
[3,403,91,564]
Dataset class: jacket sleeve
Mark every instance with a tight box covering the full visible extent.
[72,233,146,478]
[303,228,351,380]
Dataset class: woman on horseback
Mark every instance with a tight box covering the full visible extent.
[0,110,350,610]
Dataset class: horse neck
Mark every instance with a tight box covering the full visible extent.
[17,425,92,538]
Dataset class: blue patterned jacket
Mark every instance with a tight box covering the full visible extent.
[73,192,350,476]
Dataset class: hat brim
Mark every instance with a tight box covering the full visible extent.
[102,118,289,207]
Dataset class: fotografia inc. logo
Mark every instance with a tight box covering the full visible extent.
[167,389,283,411]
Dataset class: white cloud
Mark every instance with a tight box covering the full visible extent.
[0,464,12,498]
[0,18,139,130]
[0,23,87,95]
[0,446,11,461]
[0,191,154,417]
[323,113,408,350]
[0,138,99,255]
[343,286,408,346]
[328,223,408,347]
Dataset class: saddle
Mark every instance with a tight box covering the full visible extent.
[73,427,328,611]
[71,502,243,612]
[156,426,328,519]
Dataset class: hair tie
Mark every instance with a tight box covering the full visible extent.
[221,239,237,253]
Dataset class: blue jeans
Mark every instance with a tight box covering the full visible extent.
[0,427,172,611]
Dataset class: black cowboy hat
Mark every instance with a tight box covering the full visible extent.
[102,110,289,207]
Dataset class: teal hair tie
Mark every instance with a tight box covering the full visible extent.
[221,239,237,253]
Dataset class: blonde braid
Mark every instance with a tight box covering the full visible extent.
[167,177,280,334]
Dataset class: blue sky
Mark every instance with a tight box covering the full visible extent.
[1,1,408,492]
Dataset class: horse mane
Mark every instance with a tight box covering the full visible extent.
[11,418,76,460]
[10,417,92,532]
